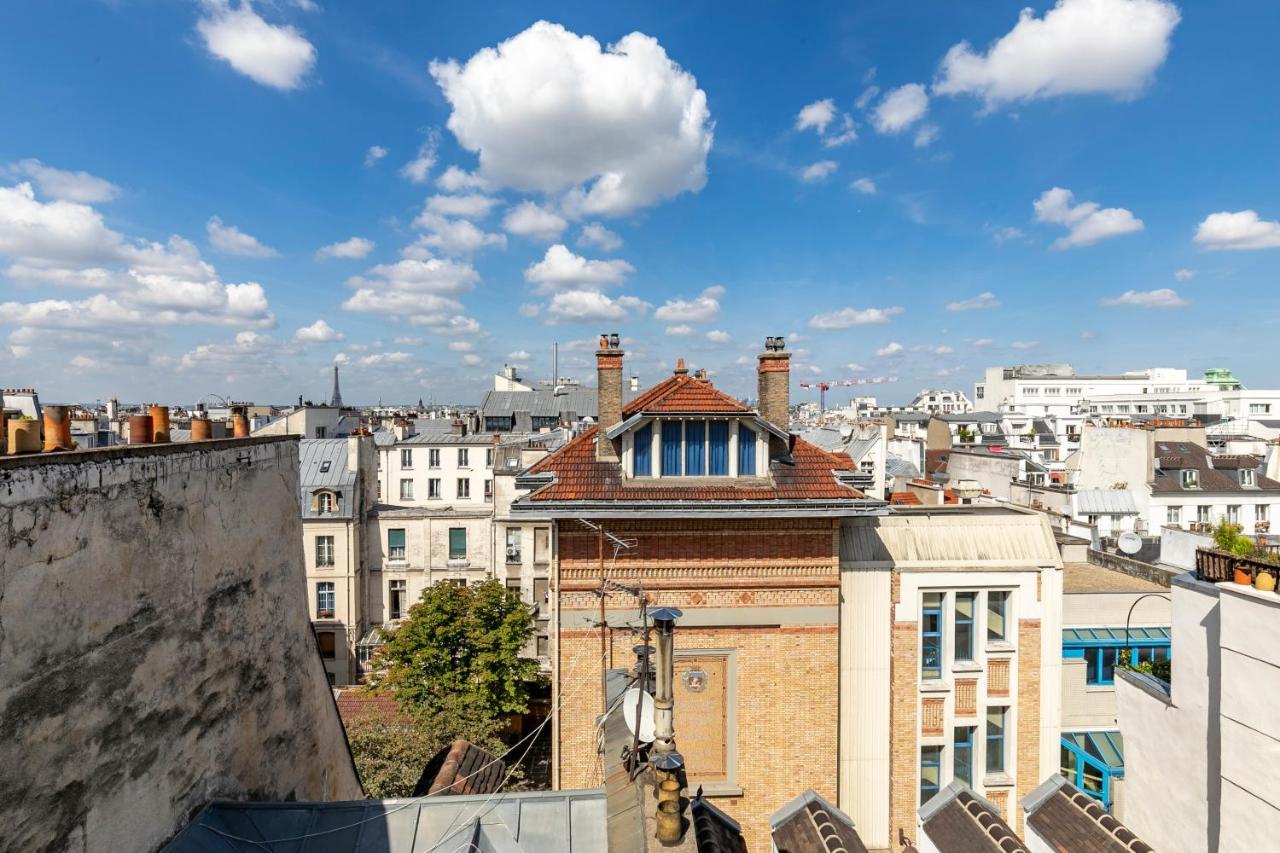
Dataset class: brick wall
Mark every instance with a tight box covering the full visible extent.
[1014,618,1042,834]
[889,620,920,843]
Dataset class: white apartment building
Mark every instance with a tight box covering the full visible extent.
[909,389,974,415]
[975,365,1208,417]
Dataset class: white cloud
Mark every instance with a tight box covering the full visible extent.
[409,214,506,256]
[316,236,374,260]
[846,362,866,372]
[1173,268,1197,281]
[916,344,955,355]
[705,329,732,345]
[947,292,1000,312]
[462,353,482,366]
[872,84,929,134]
[665,324,694,337]
[991,225,1024,245]
[801,160,839,183]
[822,115,858,147]
[577,222,623,252]
[1193,210,1280,251]
[364,146,388,167]
[796,98,836,134]
[206,216,278,257]
[333,352,350,364]
[196,0,316,91]
[973,338,994,347]
[507,349,531,360]
[503,201,568,241]
[448,340,474,352]
[524,244,633,293]
[809,306,904,329]
[422,193,499,220]
[913,124,940,148]
[855,85,880,110]
[1101,288,1188,308]
[400,129,439,184]
[545,290,650,323]
[435,166,489,193]
[876,341,905,357]
[395,336,424,346]
[1010,340,1039,350]
[295,319,344,342]
[357,351,413,367]
[7,159,120,203]
[850,177,878,195]
[518,303,540,318]
[654,285,724,323]
[1033,187,1143,249]
[935,0,1181,108]
[429,21,712,216]
[341,254,479,331]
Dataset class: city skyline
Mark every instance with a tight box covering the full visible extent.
[3,0,1279,404]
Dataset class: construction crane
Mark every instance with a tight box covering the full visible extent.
[799,376,899,413]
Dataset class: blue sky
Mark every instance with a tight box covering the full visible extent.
[2,0,1279,406]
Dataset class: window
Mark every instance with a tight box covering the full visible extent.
[634,423,653,476]
[484,479,493,502]
[1181,469,1199,489]
[1167,505,1182,526]
[387,528,406,562]
[399,478,414,500]
[987,591,1008,641]
[955,592,975,661]
[389,580,407,620]
[954,726,975,787]
[1227,505,1240,524]
[316,582,335,618]
[986,707,1006,774]
[449,527,467,560]
[708,420,729,475]
[1250,403,1271,414]
[319,460,332,473]
[428,478,441,499]
[920,746,942,805]
[738,425,757,475]
[458,448,470,467]
[315,426,327,439]
[922,592,944,680]
[685,420,706,475]
[429,448,441,468]
[1242,470,1257,487]
[1259,505,1270,523]
[1198,505,1212,524]
[1024,387,1040,396]
[534,527,550,564]
[860,459,875,475]
[485,448,494,468]
[317,492,334,513]
[457,478,471,499]
[662,422,682,475]
[315,535,335,567]
[975,385,985,400]
[401,449,413,468]
[317,630,336,659]
[505,528,521,563]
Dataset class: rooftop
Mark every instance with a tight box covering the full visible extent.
[1022,775,1153,852]
[919,781,1027,852]
[1063,562,1167,594]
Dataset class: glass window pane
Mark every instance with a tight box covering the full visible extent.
[986,707,1006,774]
[955,592,975,660]
[685,420,706,475]
[448,527,466,559]
[1086,650,1101,684]
[707,421,729,475]
[634,424,652,476]
[1101,647,1118,683]
[920,745,942,805]
[988,591,1007,641]
[661,422,682,475]
[738,425,756,475]
[922,592,944,679]
[954,727,973,786]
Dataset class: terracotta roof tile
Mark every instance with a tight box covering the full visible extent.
[890,492,923,505]
[622,374,752,416]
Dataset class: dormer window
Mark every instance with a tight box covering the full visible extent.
[1181,470,1199,489]
[631,418,760,478]
[313,490,337,513]
[1242,469,1257,487]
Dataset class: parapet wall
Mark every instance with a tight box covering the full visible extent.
[0,438,362,852]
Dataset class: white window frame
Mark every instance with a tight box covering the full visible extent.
[399,478,414,500]
[315,535,335,567]
[457,478,471,499]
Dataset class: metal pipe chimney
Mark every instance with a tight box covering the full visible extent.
[648,607,683,762]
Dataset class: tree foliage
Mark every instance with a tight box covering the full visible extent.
[345,715,442,798]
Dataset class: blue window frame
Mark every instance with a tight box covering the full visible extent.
[1062,627,1171,686]
[954,726,974,787]
[633,424,652,476]
[920,745,942,805]
[922,592,944,680]
[738,425,756,475]
[986,707,1006,774]
[955,592,975,661]
[685,420,706,475]
[1061,731,1125,811]
[661,422,682,475]
[988,591,1008,641]
[707,421,729,475]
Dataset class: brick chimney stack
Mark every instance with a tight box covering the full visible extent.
[757,336,791,433]
[596,332,624,461]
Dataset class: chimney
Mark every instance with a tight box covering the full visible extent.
[451,418,466,437]
[757,336,791,432]
[595,332,624,461]
[673,357,688,376]
[648,606,683,763]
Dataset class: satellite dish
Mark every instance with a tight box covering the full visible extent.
[621,688,656,743]
[1118,532,1143,555]
[839,424,854,438]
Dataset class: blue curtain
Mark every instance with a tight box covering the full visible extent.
[685,420,705,475]
[634,423,652,476]
[738,425,756,475]
[708,421,729,475]
[662,421,682,475]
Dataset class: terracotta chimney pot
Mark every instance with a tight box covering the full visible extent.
[128,414,154,445]
[149,404,171,443]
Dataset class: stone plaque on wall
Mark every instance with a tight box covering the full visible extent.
[674,655,728,783]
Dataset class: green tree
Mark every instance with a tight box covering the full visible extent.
[345,715,442,798]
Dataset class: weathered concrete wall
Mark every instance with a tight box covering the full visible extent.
[0,438,362,853]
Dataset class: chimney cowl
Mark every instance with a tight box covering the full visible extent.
[673,358,688,376]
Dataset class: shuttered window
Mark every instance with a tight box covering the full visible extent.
[662,422,682,475]
[634,423,652,476]
[685,420,705,475]
[707,421,729,475]
[738,425,756,475]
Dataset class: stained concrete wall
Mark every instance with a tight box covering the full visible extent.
[0,437,362,853]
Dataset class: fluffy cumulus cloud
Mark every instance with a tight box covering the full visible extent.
[364,146,388,167]
[705,329,732,345]
[654,285,724,324]
[6,159,120,203]
[409,214,506,256]
[850,177,878,195]
[1193,210,1280,251]
[876,341,905,357]
[342,254,480,331]
[1010,340,1039,350]
[1174,268,1197,281]
[1101,288,1188,308]
[973,338,994,347]
[1033,187,1143,249]
[316,236,374,260]
[545,290,650,323]
[665,324,694,337]
[524,244,633,293]
[436,166,489,193]
[795,98,856,147]
[357,351,413,367]
[196,0,316,91]
[577,222,623,252]
[503,201,568,241]
[429,21,713,216]
[935,0,1180,108]
[422,193,499,221]
[801,160,839,183]
[0,182,274,334]
[294,319,344,342]
[947,292,1000,312]
[809,306,904,329]
[990,225,1024,245]
[206,216,279,257]
[872,84,929,134]
[400,129,439,184]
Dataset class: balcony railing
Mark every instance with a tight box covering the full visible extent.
[1196,547,1280,585]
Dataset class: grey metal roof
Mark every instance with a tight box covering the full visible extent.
[885,454,920,479]
[163,791,607,852]
[1076,489,1140,516]
[939,411,1004,423]
[481,388,641,419]
[300,439,357,520]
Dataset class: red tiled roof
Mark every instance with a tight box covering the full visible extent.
[622,374,752,416]
[889,491,923,505]
[334,688,406,725]
[524,426,864,502]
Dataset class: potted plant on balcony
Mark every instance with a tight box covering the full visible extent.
[1213,520,1256,584]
